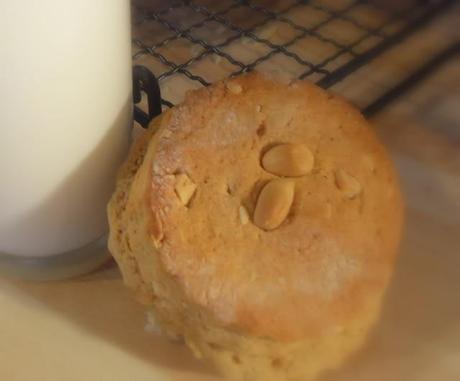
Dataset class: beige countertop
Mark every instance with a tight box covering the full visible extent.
[1,3,459,381]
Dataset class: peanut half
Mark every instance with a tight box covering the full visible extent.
[254,179,295,230]
[226,81,242,94]
[335,169,362,199]
[174,173,197,206]
[239,205,250,225]
[261,143,314,177]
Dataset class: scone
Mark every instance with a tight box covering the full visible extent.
[108,72,403,381]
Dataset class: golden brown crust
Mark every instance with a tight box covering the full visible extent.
[109,72,403,343]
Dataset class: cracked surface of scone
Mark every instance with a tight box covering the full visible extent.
[108,72,404,381]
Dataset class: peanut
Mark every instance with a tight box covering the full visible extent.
[239,205,250,225]
[226,82,242,94]
[174,173,197,206]
[253,179,295,230]
[335,169,362,199]
[261,143,314,177]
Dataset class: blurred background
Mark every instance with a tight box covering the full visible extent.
[130,0,458,111]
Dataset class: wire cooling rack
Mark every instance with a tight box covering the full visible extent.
[131,0,454,111]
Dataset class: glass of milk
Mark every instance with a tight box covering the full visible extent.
[0,0,132,280]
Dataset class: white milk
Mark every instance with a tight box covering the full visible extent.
[0,1,132,258]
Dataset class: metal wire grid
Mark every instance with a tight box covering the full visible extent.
[131,0,453,109]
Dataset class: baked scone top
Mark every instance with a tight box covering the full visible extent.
[122,73,403,341]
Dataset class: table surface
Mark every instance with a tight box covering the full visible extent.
[1,4,459,381]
